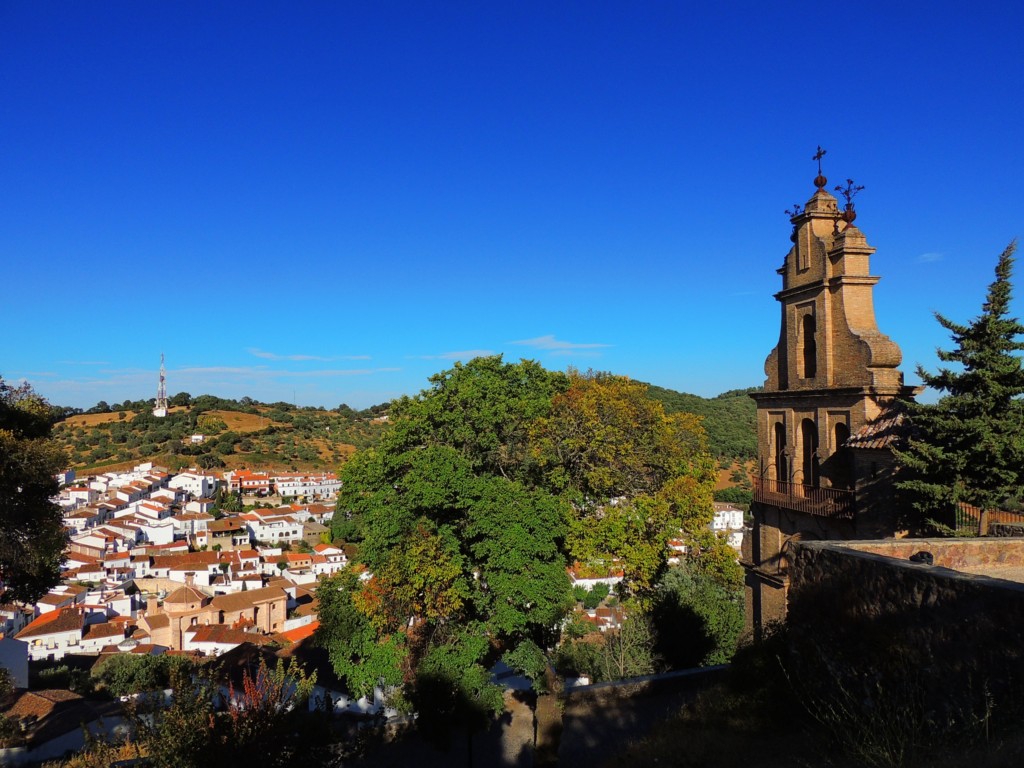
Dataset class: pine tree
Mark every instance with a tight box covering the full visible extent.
[896,241,1024,526]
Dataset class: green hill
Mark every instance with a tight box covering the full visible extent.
[644,384,758,461]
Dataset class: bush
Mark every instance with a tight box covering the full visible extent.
[582,582,610,609]
[713,487,752,506]
[92,654,195,698]
[651,561,743,668]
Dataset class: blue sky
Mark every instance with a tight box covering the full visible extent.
[2,2,1022,409]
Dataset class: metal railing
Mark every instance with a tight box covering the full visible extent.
[753,477,856,520]
[955,502,1024,536]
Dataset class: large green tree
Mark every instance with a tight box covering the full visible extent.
[896,241,1024,523]
[322,356,716,712]
[0,377,68,602]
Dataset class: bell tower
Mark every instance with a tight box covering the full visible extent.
[744,150,916,636]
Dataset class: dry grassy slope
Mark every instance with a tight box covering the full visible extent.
[205,409,282,433]
[64,407,284,431]
[715,460,754,490]
[62,410,141,427]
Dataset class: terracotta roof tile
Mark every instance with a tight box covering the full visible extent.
[164,585,210,606]
[17,608,84,639]
[151,552,219,571]
[845,406,909,450]
[82,622,125,641]
[142,613,169,630]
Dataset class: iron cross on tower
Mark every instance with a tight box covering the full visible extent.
[813,145,827,176]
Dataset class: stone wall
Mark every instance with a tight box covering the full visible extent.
[786,540,1024,736]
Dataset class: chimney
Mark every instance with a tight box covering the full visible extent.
[185,572,195,587]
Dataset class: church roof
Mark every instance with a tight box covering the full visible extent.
[164,585,209,606]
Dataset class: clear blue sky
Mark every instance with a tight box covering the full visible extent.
[3,2,1022,409]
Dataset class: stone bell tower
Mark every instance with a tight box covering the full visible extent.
[743,149,917,636]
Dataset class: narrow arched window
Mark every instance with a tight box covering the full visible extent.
[774,422,787,485]
[801,419,819,488]
[802,314,817,379]
[832,421,852,489]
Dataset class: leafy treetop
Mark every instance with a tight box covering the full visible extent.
[0,377,68,602]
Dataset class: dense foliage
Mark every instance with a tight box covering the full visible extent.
[651,548,744,668]
[555,607,659,683]
[321,357,718,717]
[0,377,68,602]
[896,241,1024,524]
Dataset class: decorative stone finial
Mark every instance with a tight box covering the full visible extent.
[813,146,828,189]
[835,178,865,226]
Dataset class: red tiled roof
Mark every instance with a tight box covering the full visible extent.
[142,613,169,630]
[17,608,84,639]
[210,586,286,613]
[82,622,125,641]
[151,552,219,570]
[3,688,80,719]
[36,594,71,606]
[208,518,247,533]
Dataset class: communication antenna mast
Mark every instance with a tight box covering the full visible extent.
[154,353,168,417]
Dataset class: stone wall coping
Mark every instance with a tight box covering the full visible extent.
[563,664,728,699]
[837,537,1024,549]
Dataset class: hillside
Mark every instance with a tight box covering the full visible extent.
[53,396,389,474]
[645,384,758,461]
[52,383,756,475]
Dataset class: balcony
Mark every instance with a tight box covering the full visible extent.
[753,478,855,520]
